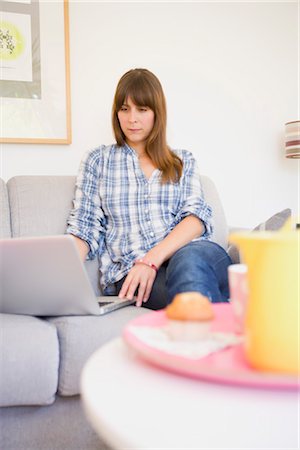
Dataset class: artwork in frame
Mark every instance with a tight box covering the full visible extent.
[0,0,71,144]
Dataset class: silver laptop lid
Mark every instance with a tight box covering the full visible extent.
[0,235,102,316]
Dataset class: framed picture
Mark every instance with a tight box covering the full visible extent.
[0,0,71,144]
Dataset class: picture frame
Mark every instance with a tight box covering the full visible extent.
[0,0,72,144]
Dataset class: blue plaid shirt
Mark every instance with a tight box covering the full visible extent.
[67,144,213,290]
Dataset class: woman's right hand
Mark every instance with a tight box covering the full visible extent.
[70,235,89,262]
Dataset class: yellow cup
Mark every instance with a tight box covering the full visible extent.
[230,220,299,374]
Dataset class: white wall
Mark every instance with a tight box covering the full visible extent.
[1,1,298,228]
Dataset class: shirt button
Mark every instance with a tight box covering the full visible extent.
[150,232,154,237]
[145,209,149,214]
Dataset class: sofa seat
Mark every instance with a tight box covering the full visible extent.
[0,314,59,407]
[48,306,150,396]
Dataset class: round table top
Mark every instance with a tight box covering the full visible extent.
[81,338,298,450]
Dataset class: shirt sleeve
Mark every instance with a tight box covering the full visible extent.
[66,147,106,259]
[174,151,213,239]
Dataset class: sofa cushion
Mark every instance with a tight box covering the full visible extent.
[0,178,11,238]
[48,306,150,396]
[0,314,59,406]
[7,175,101,295]
[200,176,228,250]
[227,208,292,263]
[252,208,291,231]
[7,175,76,237]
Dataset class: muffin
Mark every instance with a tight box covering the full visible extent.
[165,292,214,341]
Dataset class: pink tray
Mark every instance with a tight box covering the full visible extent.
[123,304,299,389]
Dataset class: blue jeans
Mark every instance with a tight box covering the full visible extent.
[115,240,232,310]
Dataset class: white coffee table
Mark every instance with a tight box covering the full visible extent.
[81,338,298,450]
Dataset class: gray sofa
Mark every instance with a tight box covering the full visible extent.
[0,175,229,450]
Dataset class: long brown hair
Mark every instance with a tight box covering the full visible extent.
[112,68,183,183]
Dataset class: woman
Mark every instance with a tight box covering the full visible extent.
[67,68,231,309]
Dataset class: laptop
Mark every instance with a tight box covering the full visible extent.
[0,235,135,316]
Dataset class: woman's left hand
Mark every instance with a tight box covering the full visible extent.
[118,264,157,307]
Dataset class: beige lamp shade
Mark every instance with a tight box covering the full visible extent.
[285,120,300,158]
